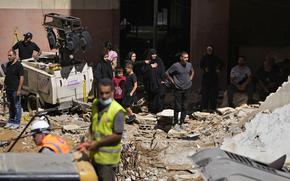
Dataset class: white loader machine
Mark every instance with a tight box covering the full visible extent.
[21,13,93,112]
[0,14,99,180]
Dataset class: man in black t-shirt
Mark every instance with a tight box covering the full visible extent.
[166,51,194,129]
[123,63,137,123]
[12,32,41,60]
[4,49,24,129]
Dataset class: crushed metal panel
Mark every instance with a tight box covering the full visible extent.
[0,153,79,180]
[191,148,290,181]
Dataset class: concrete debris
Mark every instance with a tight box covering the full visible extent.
[167,129,188,138]
[119,102,259,180]
[62,124,81,134]
[172,173,202,181]
[260,76,290,111]
[0,89,265,180]
[222,102,290,163]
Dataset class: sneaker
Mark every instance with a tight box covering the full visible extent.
[173,124,181,131]
[179,124,186,130]
[9,124,20,130]
[4,123,12,129]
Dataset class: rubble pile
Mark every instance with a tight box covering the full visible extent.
[118,105,259,180]
[222,102,290,164]
[0,88,264,180]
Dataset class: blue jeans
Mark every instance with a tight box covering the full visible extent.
[6,90,22,124]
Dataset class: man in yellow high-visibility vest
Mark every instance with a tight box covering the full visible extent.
[78,78,125,181]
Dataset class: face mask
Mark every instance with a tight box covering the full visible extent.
[99,98,112,106]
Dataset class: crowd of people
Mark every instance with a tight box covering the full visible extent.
[92,41,196,127]
[2,32,288,180]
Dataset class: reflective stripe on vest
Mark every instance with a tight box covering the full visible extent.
[98,148,121,153]
[40,134,70,154]
[91,99,126,165]
[44,142,63,153]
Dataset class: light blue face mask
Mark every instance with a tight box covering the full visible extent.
[99,98,113,106]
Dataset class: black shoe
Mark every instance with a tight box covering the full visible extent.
[126,115,136,124]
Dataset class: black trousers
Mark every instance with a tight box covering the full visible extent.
[148,86,165,114]
[173,88,190,125]
[201,73,218,110]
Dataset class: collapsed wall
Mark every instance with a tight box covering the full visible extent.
[221,102,290,163]
[259,76,290,111]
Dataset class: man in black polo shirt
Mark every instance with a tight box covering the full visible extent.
[12,32,41,60]
[4,49,24,129]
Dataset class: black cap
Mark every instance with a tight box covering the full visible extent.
[23,32,33,39]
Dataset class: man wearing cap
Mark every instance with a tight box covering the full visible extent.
[31,117,70,154]
[12,32,42,60]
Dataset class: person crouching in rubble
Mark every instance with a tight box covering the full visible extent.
[31,117,70,154]
[77,78,125,181]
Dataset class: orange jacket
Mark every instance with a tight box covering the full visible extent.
[40,134,70,154]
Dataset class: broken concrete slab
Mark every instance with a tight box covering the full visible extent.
[62,124,81,134]
[157,109,174,117]
[222,102,290,163]
[171,172,202,181]
[216,107,235,115]
[260,76,290,111]
[167,129,188,138]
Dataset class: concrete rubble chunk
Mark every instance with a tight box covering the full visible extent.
[62,124,81,134]
[260,76,290,111]
[222,102,290,163]
[135,114,157,122]
[157,109,174,117]
[216,107,235,115]
[172,172,202,181]
[167,129,188,138]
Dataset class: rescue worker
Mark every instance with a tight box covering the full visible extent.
[77,78,126,181]
[31,117,70,154]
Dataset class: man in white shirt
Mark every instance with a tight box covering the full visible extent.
[228,56,254,107]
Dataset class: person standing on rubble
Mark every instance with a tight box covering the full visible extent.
[12,32,41,60]
[31,117,70,154]
[4,49,24,129]
[93,52,114,97]
[123,63,138,123]
[77,78,125,181]
[166,51,194,129]
[141,49,166,113]
[200,45,223,112]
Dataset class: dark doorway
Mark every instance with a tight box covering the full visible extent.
[229,0,290,73]
[120,0,191,68]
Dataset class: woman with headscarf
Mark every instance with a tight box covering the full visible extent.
[104,41,118,71]
[141,49,165,113]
